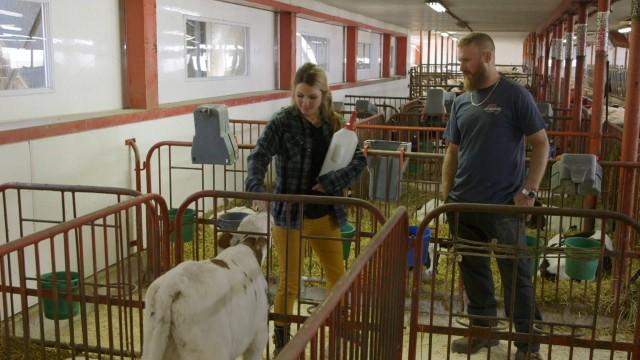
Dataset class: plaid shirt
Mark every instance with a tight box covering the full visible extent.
[246,106,366,228]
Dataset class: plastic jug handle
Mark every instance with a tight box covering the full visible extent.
[345,112,357,130]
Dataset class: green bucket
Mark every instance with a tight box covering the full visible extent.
[526,235,544,276]
[40,271,80,320]
[565,237,601,281]
[169,208,195,243]
[341,223,356,261]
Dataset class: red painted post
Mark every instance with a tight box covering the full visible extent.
[279,12,296,90]
[537,33,545,100]
[122,0,158,109]
[382,34,391,78]
[583,0,610,234]
[561,14,575,110]
[396,36,408,76]
[618,0,640,307]
[552,22,564,106]
[542,29,552,101]
[589,0,610,156]
[571,2,589,150]
[346,26,358,82]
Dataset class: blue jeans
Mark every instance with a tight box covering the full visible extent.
[446,198,541,352]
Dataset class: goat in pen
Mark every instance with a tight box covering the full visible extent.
[142,212,271,360]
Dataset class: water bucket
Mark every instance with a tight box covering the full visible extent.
[526,235,544,276]
[40,271,80,320]
[341,223,356,261]
[217,212,250,231]
[407,226,432,268]
[169,208,195,243]
[564,237,601,281]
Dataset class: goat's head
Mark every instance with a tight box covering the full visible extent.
[240,236,269,264]
[216,212,272,256]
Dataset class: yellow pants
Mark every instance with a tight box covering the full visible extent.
[272,215,344,325]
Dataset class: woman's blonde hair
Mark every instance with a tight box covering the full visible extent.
[292,63,342,132]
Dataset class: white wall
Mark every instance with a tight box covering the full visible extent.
[488,32,528,65]
[296,18,344,84]
[156,0,276,104]
[357,31,382,80]
[0,0,122,123]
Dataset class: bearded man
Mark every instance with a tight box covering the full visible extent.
[441,32,549,360]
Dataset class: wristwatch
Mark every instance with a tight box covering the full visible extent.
[521,188,537,199]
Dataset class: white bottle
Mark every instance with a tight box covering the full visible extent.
[319,112,359,176]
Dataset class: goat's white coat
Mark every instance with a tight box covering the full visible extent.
[143,213,270,360]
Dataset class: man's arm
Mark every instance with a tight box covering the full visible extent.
[514,129,549,206]
[441,143,458,200]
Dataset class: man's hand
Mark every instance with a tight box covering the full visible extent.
[513,191,535,207]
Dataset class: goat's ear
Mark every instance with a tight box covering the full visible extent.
[243,236,268,264]
[218,233,233,249]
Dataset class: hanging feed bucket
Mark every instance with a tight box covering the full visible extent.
[40,271,80,320]
[217,212,250,231]
[169,208,195,243]
[341,223,356,261]
[564,236,601,281]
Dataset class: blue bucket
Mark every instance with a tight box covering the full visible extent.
[407,226,432,268]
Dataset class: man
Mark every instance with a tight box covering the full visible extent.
[441,32,548,360]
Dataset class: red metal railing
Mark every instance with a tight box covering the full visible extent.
[1,182,140,245]
[0,193,169,358]
[408,203,640,359]
[276,207,408,359]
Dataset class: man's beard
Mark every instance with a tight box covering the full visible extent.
[463,67,488,91]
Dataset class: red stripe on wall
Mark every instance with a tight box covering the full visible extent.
[0,78,404,145]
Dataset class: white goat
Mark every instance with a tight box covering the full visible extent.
[143,213,271,360]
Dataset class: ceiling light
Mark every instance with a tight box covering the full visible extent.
[441,32,449,37]
[426,2,447,13]
[618,26,631,34]
[0,24,22,31]
[0,9,23,17]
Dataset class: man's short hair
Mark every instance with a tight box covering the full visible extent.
[458,32,495,52]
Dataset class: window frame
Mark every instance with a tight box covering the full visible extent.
[357,42,371,70]
[297,32,330,72]
[183,15,250,81]
[0,0,54,97]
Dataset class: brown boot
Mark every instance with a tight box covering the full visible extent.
[272,325,290,356]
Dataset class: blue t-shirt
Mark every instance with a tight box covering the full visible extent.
[444,77,545,204]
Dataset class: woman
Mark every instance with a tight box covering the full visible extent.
[245,63,366,353]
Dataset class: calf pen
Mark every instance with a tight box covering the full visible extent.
[407,204,640,360]
[0,184,169,359]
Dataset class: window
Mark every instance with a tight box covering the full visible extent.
[357,42,371,70]
[298,33,329,71]
[185,19,248,78]
[0,0,52,92]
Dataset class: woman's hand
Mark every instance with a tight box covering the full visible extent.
[252,200,269,212]
[311,183,326,193]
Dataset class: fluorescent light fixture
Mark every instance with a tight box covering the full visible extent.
[0,9,23,17]
[0,24,22,31]
[618,26,631,34]
[426,2,447,13]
